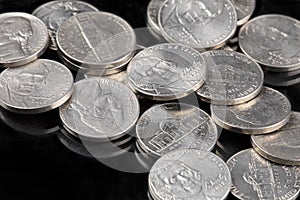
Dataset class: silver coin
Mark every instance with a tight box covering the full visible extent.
[137,103,218,157]
[148,149,232,200]
[158,0,237,50]
[32,0,99,50]
[251,112,300,165]
[239,14,300,72]
[0,12,49,68]
[127,43,205,100]
[57,11,136,70]
[147,0,165,34]
[227,149,300,200]
[59,77,140,141]
[211,87,291,134]
[196,50,264,105]
[0,59,74,114]
[229,0,255,26]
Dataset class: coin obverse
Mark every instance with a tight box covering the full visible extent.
[251,112,300,165]
[127,43,205,100]
[197,50,264,105]
[0,59,74,114]
[211,87,291,134]
[148,149,232,200]
[0,12,49,68]
[59,78,140,141]
[239,14,300,72]
[229,0,256,26]
[227,149,300,200]
[32,0,99,50]
[158,0,237,50]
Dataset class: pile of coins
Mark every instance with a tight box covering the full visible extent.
[1,0,300,199]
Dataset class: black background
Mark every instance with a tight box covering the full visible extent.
[0,0,300,199]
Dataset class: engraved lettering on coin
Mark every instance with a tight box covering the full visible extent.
[227,149,300,200]
[137,103,218,157]
[229,0,255,26]
[158,0,237,50]
[32,0,99,50]
[0,59,74,114]
[59,78,139,141]
[197,50,264,105]
[149,149,231,200]
[211,87,291,134]
[127,43,205,100]
[239,14,300,71]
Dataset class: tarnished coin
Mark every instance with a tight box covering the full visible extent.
[251,112,300,165]
[148,149,232,200]
[158,0,237,50]
[59,78,140,141]
[137,103,218,157]
[127,43,205,100]
[57,11,136,69]
[229,0,256,26]
[196,50,264,105]
[0,12,49,68]
[239,14,300,72]
[0,59,73,114]
[147,0,165,34]
[32,0,98,50]
[211,87,291,134]
[227,149,300,200]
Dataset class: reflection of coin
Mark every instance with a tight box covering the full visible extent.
[149,149,231,200]
[239,14,300,72]
[229,0,255,26]
[146,0,165,34]
[211,87,291,134]
[127,43,205,100]
[57,11,136,70]
[0,12,49,68]
[32,0,98,50]
[137,103,218,157]
[197,50,264,105]
[0,59,73,114]
[251,112,300,165]
[59,78,140,141]
[158,0,237,50]
[227,149,300,200]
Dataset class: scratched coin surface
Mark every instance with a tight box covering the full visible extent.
[148,149,232,200]
[229,0,255,26]
[32,0,99,50]
[239,14,300,72]
[127,43,205,100]
[251,112,300,165]
[137,103,218,157]
[227,149,300,200]
[0,59,74,114]
[196,50,264,105]
[147,0,165,34]
[0,12,49,68]
[211,87,291,134]
[57,11,136,70]
[158,0,237,50]
[59,78,140,141]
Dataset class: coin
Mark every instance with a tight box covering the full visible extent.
[211,87,291,134]
[127,43,205,100]
[59,77,140,141]
[57,11,136,70]
[239,14,300,72]
[229,0,256,26]
[158,0,237,50]
[137,103,218,157]
[251,112,300,165]
[0,12,49,68]
[148,149,232,200]
[0,59,74,114]
[32,0,99,50]
[227,149,300,200]
[146,0,165,34]
[196,50,264,105]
